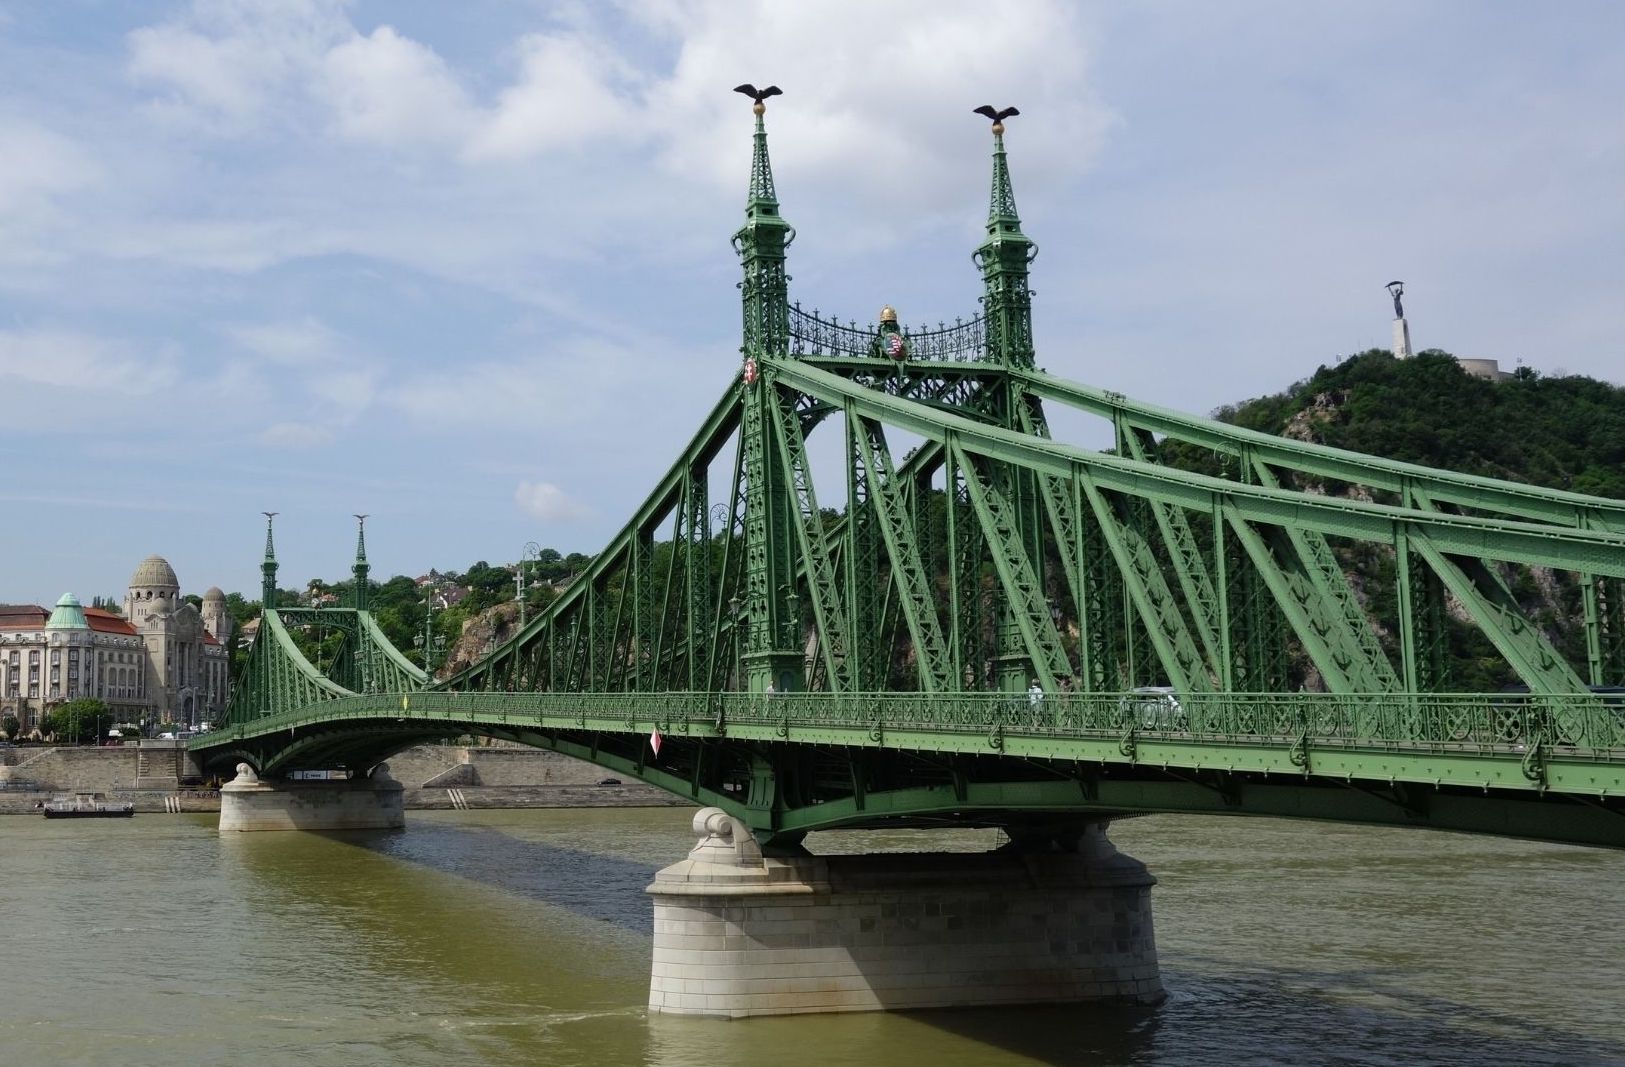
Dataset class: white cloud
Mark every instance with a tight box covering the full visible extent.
[257,421,335,449]
[225,316,343,366]
[642,0,1112,218]
[126,0,351,126]
[0,118,101,214]
[463,32,645,161]
[0,330,175,394]
[321,25,473,148]
[515,479,590,522]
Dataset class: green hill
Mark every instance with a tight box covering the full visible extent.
[1213,349,1625,498]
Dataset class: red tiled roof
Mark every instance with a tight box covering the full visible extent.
[203,632,220,646]
[0,605,47,630]
[84,608,138,636]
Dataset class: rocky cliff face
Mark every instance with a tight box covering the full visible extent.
[439,602,522,679]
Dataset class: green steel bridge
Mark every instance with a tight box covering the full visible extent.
[193,100,1625,852]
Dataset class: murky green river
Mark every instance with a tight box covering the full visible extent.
[1,807,1621,1066]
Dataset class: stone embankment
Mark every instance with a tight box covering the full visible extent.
[0,741,680,815]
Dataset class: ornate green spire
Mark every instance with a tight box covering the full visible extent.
[352,514,370,611]
[733,83,791,361]
[733,83,801,693]
[974,109,1036,368]
[261,511,279,608]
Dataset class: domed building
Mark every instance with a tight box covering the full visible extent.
[0,556,231,734]
[122,555,231,728]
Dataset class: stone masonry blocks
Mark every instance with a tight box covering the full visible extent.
[647,810,1162,1018]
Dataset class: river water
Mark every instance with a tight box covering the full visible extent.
[1,807,1621,1067]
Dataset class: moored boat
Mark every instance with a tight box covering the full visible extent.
[40,792,135,819]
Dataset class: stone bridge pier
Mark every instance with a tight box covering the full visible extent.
[218,762,405,832]
[646,809,1163,1018]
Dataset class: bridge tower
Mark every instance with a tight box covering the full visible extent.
[976,112,1050,693]
[736,89,804,695]
[351,514,370,611]
[260,511,278,608]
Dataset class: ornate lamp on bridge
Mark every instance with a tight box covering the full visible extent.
[516,540,542,628]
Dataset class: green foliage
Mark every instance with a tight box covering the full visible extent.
[1207,350,1625,497]
[1,714,18,739]
[47,699,115,743]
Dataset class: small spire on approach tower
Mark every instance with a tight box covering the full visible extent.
[352,514,371,611]
[973,105,1025,234]
[972,105,1035,368]
[733,83,784,208]
[732,82,792,361]
[261,511,279,608]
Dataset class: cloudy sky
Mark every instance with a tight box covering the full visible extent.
[2,1,1621,604]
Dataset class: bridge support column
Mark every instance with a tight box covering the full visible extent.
[218,762,405,833]
[646,809,1162,1018]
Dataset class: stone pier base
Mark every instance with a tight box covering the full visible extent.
[647,809,1162,1018]
[218,762,405,833]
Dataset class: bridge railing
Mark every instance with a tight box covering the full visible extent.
[198,689,1625,754]
[788,304,989,362]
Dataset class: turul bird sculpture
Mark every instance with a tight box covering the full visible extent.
[734,84,783,106]
[973,105,1020,126]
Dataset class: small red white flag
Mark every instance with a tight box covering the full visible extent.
[649,726,663,757]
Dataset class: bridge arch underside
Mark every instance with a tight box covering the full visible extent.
[195,715,1625,852]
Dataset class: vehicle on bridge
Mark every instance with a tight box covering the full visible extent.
[1121,687,1185,731]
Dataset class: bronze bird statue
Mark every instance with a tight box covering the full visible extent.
[974,105,1020,128]
[734,84,784,110]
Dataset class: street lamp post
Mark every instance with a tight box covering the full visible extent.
[416,587,444,673]
[728,595,744,690]
[517,541,542,627]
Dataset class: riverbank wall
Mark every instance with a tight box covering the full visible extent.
[0,742,682,814]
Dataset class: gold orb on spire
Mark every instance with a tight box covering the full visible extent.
[879,305,898,323]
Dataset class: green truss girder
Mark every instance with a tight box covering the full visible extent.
[850,411,954,692]
[1116,424,1226,674]
[951,438,1070,691]
[766,358,1625,581]
[1017,369,1625,533]
[1247,461,1400,691]
[1077,470,1212,694]
[768,381,854,690]
[1222,505,1392,693]
[1409,535,1595,711]
[218,610,352,727]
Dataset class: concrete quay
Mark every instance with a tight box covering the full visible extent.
[0,741,682,815]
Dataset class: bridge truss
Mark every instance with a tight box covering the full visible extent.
[196,101,1625,850]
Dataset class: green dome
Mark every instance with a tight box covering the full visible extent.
[46,593,88,630]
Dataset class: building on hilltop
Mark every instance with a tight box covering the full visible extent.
[0,556,232,736]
